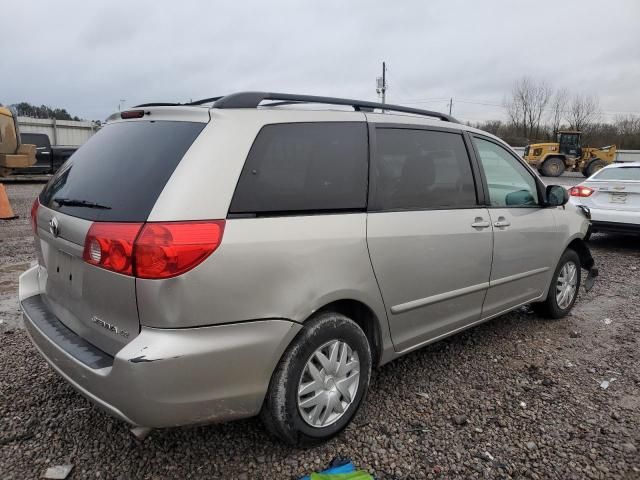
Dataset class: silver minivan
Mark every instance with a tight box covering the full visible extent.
[20,92,597,445]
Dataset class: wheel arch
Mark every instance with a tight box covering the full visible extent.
[314,299,384,367]
[539,234,593,302]
[566,237,595,271]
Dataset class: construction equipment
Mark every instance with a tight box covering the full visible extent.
[0,107,37,177]
[523,130,617,177]
[0,107,37,219]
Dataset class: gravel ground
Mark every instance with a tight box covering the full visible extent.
[1,182,639,480]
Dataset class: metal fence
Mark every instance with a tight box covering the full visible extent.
[17,117,98,146]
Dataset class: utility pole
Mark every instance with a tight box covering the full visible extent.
[382,61,386,105]
[376,61,387,110]
[449,98,453,115]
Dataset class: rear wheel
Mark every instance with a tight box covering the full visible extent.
[260,311,372,446]
[585,158,606,177]
[541,157,565,177]
[533,249,581,318]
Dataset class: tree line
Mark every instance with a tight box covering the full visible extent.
[468,77,640,149]
[0,101,81,121]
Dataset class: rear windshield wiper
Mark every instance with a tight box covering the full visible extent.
[53,197,112,210]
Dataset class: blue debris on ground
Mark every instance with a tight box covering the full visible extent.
[299,457,374,480]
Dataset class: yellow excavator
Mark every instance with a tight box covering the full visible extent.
[0,107,37,218]
[523,130,616,177]
[0,106,36,177]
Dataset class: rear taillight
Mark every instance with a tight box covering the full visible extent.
[82,220,225,279]
[30,198,39,234]
[134,221,225,279]
[569,186,594,197]
[83,223,142,276]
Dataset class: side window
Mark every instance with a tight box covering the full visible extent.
[229,122,368,214]
[473,137,539,207]
[372,128,477,210]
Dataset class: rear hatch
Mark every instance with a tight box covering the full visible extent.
[34,117,206,355]
[584,166,640,214]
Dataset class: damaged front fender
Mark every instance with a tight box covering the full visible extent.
[567,238,598,292]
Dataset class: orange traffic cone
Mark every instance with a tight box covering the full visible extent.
[0,184,17,220]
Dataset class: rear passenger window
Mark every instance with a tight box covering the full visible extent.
[229,123,368,214]
[371,129,477,210]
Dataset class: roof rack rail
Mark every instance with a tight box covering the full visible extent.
[190,91,458,123]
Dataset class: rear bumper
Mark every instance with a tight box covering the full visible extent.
[19,266,301,428]
[589,207,639,226]
[591,220,640,234]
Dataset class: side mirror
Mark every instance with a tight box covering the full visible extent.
[545,185,569,207]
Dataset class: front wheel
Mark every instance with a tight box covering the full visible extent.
[585,158,606,177]
[533,249,581,318]
[260,311,372,446]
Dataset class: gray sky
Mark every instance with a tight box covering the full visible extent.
[3,0,639,123]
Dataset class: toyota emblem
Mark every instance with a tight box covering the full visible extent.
[49,217,60,237]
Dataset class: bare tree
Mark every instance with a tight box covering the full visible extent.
[567,94,600,131]
[504,99,522,137]
[548,88,569,137]
[503,77,552,141]
[614,114,640,148]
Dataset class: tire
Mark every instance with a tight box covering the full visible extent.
[585,158,606,177]
[260,311,372,446]
[541,157,566,177]
[533,249,581,319]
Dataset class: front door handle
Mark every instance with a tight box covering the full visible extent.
[471,218,491,228]
[494,216,511,228]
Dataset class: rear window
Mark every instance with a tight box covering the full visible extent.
[593,167,640,181]
[229,122,368,215]
[40,120,205,221]
[21,133,51,151]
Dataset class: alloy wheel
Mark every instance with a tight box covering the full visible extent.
[556,261,578,309]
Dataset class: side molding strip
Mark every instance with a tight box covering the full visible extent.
[390,266,550,315]
[391,282,489,314]
[489,267,550,287]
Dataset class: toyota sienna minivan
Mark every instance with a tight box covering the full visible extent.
[20,92,597,445]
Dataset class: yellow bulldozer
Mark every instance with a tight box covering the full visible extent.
[523,130,616,177]
[0,106,36,177]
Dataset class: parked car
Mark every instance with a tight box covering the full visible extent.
[13,133,77,174]
[20,92,597,446]
[569,162,640,238]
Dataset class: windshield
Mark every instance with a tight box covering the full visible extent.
[40,120,206,221]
